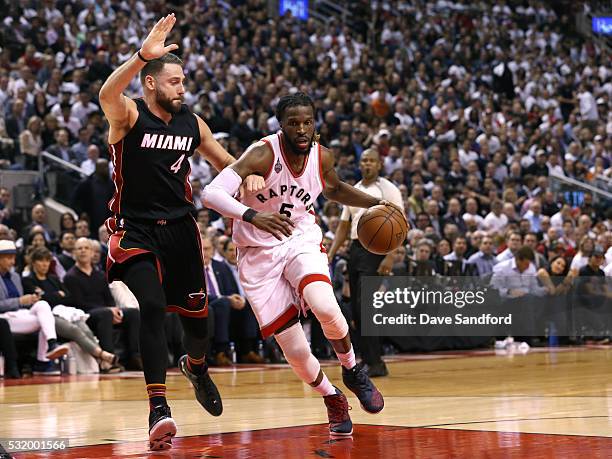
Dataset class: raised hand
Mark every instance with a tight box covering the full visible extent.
[251,212,295,240]
[140,14,179,61]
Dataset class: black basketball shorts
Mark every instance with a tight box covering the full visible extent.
[106,214,207,317]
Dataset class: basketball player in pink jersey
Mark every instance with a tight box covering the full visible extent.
[204,92,398,435]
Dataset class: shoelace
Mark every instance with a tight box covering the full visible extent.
[351,366,372,394]
[326,396,350,423]
[152,405,171,418]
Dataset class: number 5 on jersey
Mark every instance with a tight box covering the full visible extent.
[280,202,294,218]
[170,154,185,174]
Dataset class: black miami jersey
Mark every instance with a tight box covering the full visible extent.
[108,98,201,220]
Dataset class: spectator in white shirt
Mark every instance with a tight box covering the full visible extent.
[188,154,212,185]
[462,198,485,230]
[550,204,573,230]
[578,83,598,123]
[547,153,565,176]
[71,90,99,121]
[80,145,100,176]
[483,200,508,234]
[491,246,548,298]
[497,231,523,262]
[570,236,594,272]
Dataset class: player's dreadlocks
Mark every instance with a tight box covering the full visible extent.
[275,92,320,143]
[275,92,316,123]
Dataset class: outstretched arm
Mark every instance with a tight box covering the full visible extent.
[99,14,179,144]
[202,142,294,240]
[321,146,399,211]
[321,147,380,207]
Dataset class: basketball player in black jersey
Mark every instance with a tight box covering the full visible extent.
[98,14,264,451]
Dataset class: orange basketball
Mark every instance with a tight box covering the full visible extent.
[357,205,409,255]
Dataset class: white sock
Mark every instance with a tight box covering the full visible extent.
[313,374,336,396]
[336,346,356,370]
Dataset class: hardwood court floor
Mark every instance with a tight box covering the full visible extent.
[1,346,611,458]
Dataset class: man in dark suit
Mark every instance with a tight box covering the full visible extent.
[22,203,57,244]
[57,231,76,271]
[201,236,242,366]
[443,198,467,235]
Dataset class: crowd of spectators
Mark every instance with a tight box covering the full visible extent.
[0,0,611,377]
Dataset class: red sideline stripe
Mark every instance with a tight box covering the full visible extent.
[260,306,298,338]
[109,140,124,214]
[298,273,331,295]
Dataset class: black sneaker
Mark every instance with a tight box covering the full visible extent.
[148,404,177,451]
[323,387,353,436]
[32,360,61,376]
[342,363,385,414]
[179,355,223,416]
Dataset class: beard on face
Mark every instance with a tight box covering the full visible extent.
[283,131,314,156]
[155,88,183,114]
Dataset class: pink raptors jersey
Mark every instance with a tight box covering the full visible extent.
[232,132,325,248]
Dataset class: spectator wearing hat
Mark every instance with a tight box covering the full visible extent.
[0,240,70,375]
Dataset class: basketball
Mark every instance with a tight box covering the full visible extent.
[357,205,409,255]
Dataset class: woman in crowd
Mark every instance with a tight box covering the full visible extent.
[22,247,120,373]
[60,212,77,233]
[537,256,578,295]
[570,236,594,272]
[18,116,43,170]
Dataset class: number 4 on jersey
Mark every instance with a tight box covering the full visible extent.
[170,154,185,174]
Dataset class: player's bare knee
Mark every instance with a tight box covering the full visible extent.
[302,282,348,340]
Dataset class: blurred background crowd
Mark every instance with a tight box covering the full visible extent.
[0,0,610,378]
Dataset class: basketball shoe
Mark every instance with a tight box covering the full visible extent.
[148,404,176,451]
[323,387,353,436]
[342,363,385,414]
[179,355,223,416]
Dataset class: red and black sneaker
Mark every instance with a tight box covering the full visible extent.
[323,387,353,436]
[148,404,177,451]
[342,363,385,414]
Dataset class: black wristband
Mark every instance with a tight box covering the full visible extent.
[242,208,258,223]
[137,50,152,62]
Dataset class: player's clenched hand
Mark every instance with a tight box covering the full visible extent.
[251,212,295,240]
[229,294,246,310]
[243,175,265,193]
[140,14,179,61]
